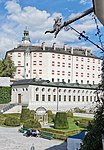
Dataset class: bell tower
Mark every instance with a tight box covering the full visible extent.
[21,26,31,46]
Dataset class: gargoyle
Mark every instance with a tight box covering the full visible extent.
[45,16,62,38]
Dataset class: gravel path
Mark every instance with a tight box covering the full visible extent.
[0,126,67,150]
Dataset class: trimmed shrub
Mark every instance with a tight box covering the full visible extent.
[30,110,35,119]
[47,110,55,123]
[4,117,20,126]
[0,87,11,104]
[54,112,69,129]
[23,119,41,129]
[20,107,34,122]
[66,111,73,118]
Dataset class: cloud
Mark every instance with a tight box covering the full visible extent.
[0,0,102,59]
[80,0,91,5]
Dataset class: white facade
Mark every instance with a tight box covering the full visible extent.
[7,45,102,85]
[6,29,102,85]
[11,79,97,112]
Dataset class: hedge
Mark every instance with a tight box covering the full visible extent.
[20,107,35,123]
[23,119,41,129]
[0,87,11,104]
[54,112,69,129]
[4,117,20,126]
[41,128,80,140]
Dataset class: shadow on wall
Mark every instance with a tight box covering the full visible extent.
[45,141,67,150]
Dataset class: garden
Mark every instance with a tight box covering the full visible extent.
[0,107,93,140]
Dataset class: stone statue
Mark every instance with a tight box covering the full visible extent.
[45,16,62,38]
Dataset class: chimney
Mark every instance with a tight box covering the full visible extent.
[42,42,45,50]
[52,42,56,50]
[63,44,67,51]
[71,47,73,54]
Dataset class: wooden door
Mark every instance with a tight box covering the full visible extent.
[18,94,21,104]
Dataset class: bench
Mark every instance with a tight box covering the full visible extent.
[40,131,54,140]
[18,127,29,133]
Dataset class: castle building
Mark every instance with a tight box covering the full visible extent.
[6,28,102,85]
[6,28,102,112]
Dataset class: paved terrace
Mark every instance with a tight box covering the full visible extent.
[0,127,67,150]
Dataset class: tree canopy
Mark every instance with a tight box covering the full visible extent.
[0,56,16,78]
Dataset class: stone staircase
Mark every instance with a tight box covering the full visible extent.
[0,103,17,114]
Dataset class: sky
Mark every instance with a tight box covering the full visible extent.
[0,0,104,59]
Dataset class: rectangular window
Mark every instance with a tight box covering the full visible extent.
[73,96,75,101]
[42,95,45,101]
[39,61,42,65]
[86,96,88,102]
[18,61,21,66]
[90,96,92,102]
[18,52,21,57]
[53,95,56,101]
[63,54,65,59]
[68,56,71,60]
[76,80,78,83]
[87,73,89,77]
[57,71,60,75]
[69,96,71,101]
[76,56,78,61]
[87,58,90,62]
[62,71,65,76]
[92,74,95,78]
[81,57,83,61]
[93,66,95,70]
[98,59,100,64]
[48,95,51,101]
[33,70,36,74]
[18,69,21,74]
[78,96,80,101]
[82,96,84,102]
[57,54,60,59]
[87,65,90,70]
[68,79,70,83]
[39,53,42,57]
[39,70,42,74]
[94,96,96,101]
[98,74,101,78]
[57,79,60,82]
[98,67,100,71]
[64,95,66,101]
[36,94,39,101]
[81,73,83,77]
[33,61,36,65]
[62,79,64,82]
[52,70,54,75]
[93,59,95,63]
[52,78,54,82]
[87,80,89,84]
[59,95,61,101]
[68,63,71,68]
[68,72,70,76]
[76,72,78,76]
[81,80,83,84]
[52,53,55,58]
[76,64,78,68]
[81,65,83,69]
